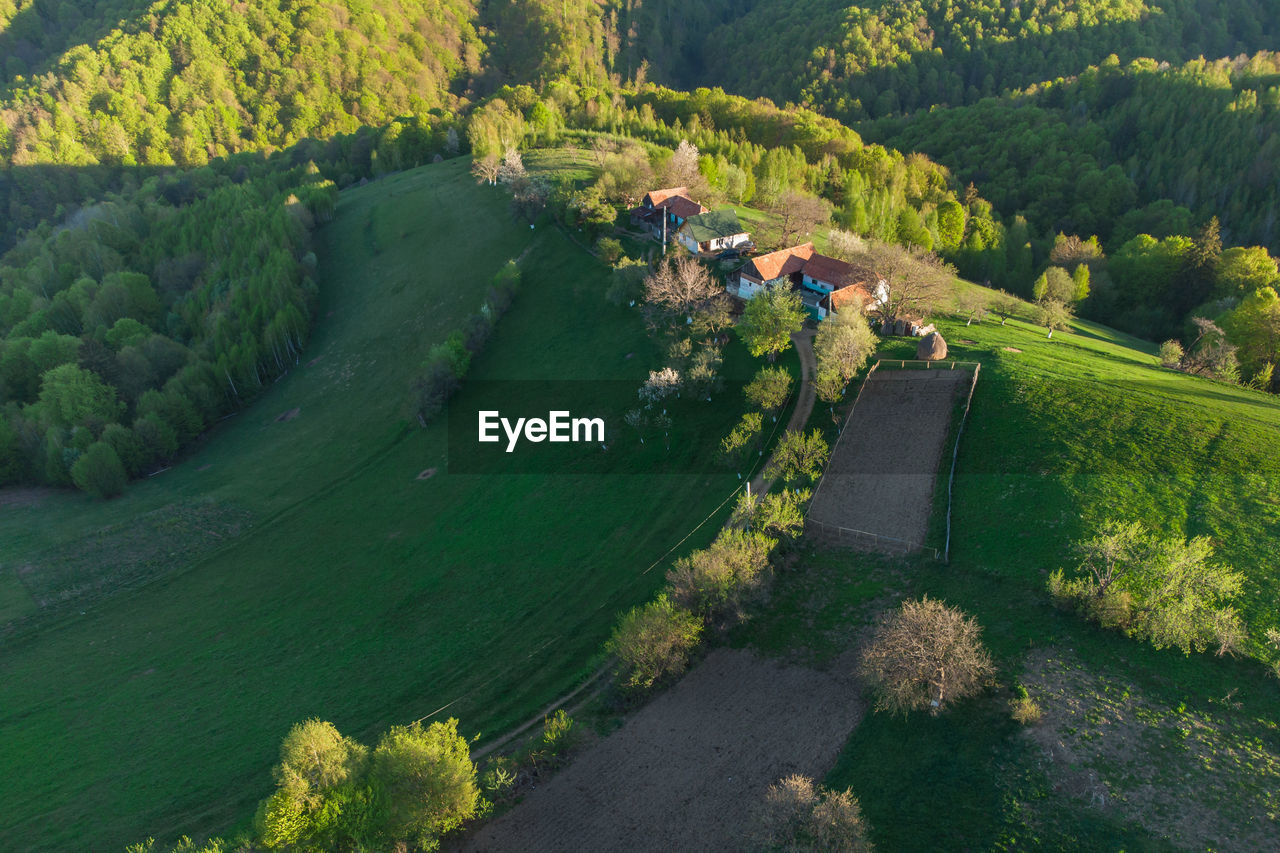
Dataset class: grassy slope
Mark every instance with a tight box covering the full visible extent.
[736,301,1280,850]
[0,158,756,851]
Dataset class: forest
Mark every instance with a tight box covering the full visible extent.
[5,0,1280,495]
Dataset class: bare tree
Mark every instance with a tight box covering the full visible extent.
[691,293,734,340]
[497,146,526,184]
[991,290,1021,325]
[590,136,617,171]
[644,255,721,325]
[471,154,500,185]
[858,596,995,715]
[862,242,952,323]
[771,190,832,244]
[953,289,988,325]
[1181,317,1240,381]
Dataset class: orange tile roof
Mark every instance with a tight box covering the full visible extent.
[662,195,707,220]
[644,187,689,206]
[828,284,872,312]
[742,243,815,282]
[802,253,856,287]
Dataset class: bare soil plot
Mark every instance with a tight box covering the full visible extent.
[808,369,969,551]
[457,648,863,853]
[1020,649,1280,851]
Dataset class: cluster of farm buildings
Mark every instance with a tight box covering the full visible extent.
[630,186,892,322]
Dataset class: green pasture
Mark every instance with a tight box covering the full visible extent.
[736,303,1280,850]
[0,158,765,851]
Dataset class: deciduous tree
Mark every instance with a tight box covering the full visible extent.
[1048,521,1246,655]
[815,308,878,380]
[736,288,805,361]
[858,597,995,715]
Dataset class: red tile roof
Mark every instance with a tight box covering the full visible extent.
[828,284,872,312]
[662,195,707,220]
[802,253,856,287]
[644,187,689,207]
[741,243,815,282]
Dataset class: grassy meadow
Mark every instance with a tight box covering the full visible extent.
[736,301,1280,850]
[0,158,766,851]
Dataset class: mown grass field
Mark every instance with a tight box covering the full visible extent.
[735,302,1280,850]
[0,157,767,851]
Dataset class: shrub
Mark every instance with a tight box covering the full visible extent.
[1010,689,1042,725]
[1159,339,1185,367]
[744,366,793,415]
[719,411,763,470]
[1048,521,1246,656]
[479,757,517,801]
[665,529,777,624]
[859,596,995,716]
[763,429,829,487]
[596,236,624,263]
[606,593,703,694]
[529,709,577,770]
[70,441,127,499]
[757,775,874,852]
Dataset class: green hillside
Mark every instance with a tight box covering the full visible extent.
[739,299,1280,849]
[0,158,761,851]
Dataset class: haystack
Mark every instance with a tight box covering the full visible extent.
[917,331,948,361]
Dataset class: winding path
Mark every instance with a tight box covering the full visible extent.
[748,327,817,498]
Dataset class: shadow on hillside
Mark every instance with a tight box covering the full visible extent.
[681,9,1280,120]
[0,0,158,86]
[0,130,385,252]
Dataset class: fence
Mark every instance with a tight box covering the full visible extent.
[873,357,983,371]
[944,362,982,563]
[805,517,940,558]
[805,357,982,560]
[805,360,878,514]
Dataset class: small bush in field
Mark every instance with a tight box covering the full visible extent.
[757,774,874,852]
[479,757,517,800]
[1010,695,1042,725]
[529,709,578,770]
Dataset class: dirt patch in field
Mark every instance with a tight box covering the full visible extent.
[275,407,301,422]
[1019,648,1280,850]
[416,467,438,480]
[0,487,58,508]
[457,648,863,852]
[1003,346,1023,353]
[3,502,253,633]
[807,369,968,551]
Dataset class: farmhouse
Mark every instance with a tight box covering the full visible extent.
[731,242,879,319]
[676,210,752,255]
[630,187,708,241]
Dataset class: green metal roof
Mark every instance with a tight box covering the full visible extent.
[680,209,747,243]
